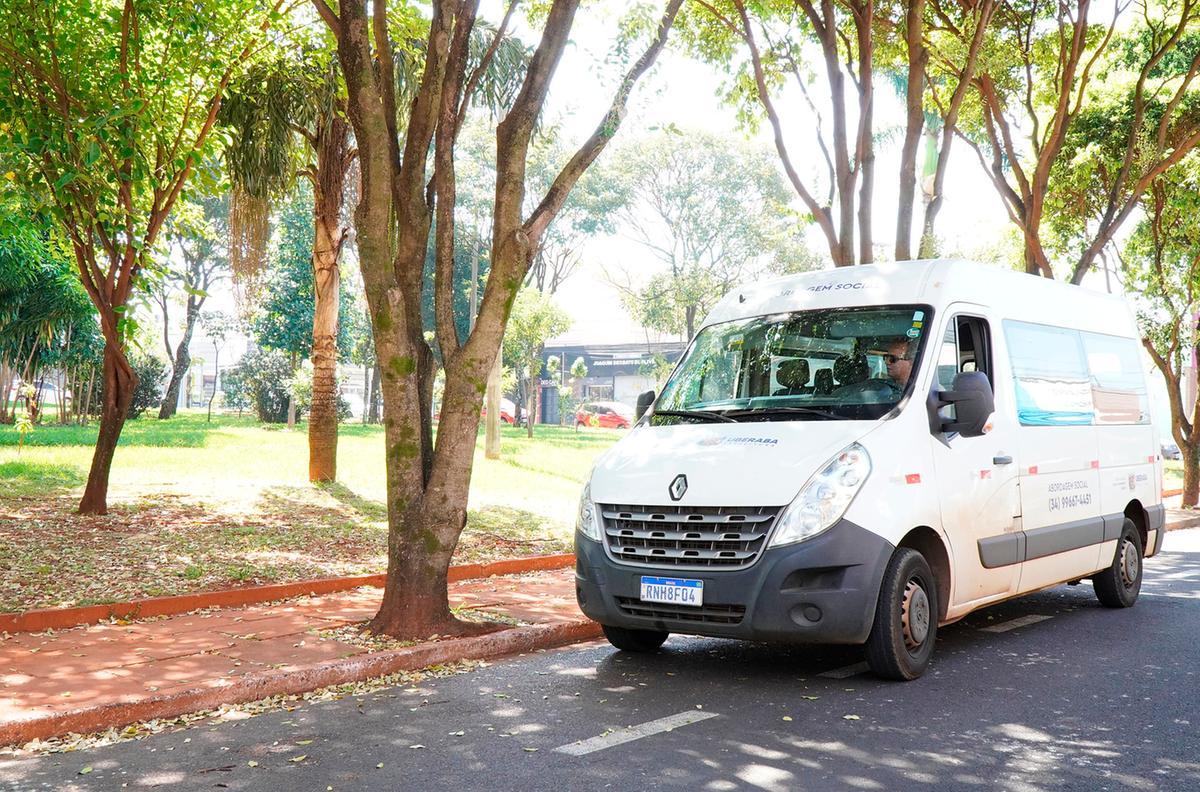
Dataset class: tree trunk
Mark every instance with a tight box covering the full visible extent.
[854,1,875,266]
[368,358,494,638]
[79,346,138,515]
[1183,442,1199,508]
[207,347,220,422]
[895,0,926,261]
[368,361,381,423]
[158,316,197,419]
[308,115,349,482]
[287,351,298,429]
[81,366,96,425]
[526,374,536,438]
[361,362,370,424]
[0,362,11,423]
[485,356,501,459]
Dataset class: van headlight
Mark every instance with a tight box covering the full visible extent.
[768,443,871,547]
[576,480,601,542]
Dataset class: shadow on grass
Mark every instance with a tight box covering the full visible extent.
[0,460,85,496]
[317,481,389,521]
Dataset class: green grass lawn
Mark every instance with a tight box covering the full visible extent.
[1164,459,1183,489]
[0,412,622,611]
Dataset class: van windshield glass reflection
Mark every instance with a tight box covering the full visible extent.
[652,305,932,423]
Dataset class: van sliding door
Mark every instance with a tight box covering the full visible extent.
[1004,321,1103,591]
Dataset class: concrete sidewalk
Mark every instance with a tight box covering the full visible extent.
[0,568,594,748]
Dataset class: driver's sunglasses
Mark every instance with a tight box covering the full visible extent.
[874,352,911,364]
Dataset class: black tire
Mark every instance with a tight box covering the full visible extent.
[1093,519,1143,608]
[602,624,669,652]
[865,548,938,681]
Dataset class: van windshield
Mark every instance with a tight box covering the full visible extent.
[652,305,933,423]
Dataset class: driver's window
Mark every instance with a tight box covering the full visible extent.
[956,316,993,384]
[938,315,993,389]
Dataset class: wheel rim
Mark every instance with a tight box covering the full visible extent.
[901,578,931,650]
[1119,538,1139,588]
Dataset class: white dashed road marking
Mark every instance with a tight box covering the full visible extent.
[554,710,720,756]
[818,661,869,679]
[979,614,1053,633]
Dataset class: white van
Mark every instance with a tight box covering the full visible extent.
[573,260,1164,680]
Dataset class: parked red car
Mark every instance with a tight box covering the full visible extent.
[434,397,517,424]
[575,401,634,429]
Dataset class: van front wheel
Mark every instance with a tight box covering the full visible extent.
[1093,520,1143,608]
[865,548,938,681]
[602,624,669,652]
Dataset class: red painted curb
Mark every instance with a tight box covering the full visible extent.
[0,619,602,748]
[0,553,575,635]
[1163,487,1183,498]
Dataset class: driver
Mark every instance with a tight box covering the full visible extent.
[872,337,915,389]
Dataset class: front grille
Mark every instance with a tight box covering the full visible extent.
[616,596,746,625]
[599,503,780,569]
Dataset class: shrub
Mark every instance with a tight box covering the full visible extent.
[127,352,167,419]
[226,348,296,423]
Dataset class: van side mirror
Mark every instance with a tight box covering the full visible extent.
[929,371,994,438]
[636,390,656,421]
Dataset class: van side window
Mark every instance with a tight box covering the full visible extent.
[1080,332,1150,425]
[1003,320,1093,426]
[937,315,993,390]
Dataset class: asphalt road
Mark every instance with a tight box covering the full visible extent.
[4,529,1199,792]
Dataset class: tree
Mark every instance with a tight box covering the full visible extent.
[958,0,1200,282]
[222,41,353,480]
[313,0,682,638]
[202,311,234,423]
[503,289,572,437]
[611,130,808,339]
[154,194,228,418]
[1123,156,1200,506]
[0,205,100,426]
[902,0,997,258]
[0,0,279,514]
[685,0,877,266]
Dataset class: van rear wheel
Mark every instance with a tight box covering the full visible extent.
[602,624,669,652]
[865,548,938,681]
[1093,520,1143,608]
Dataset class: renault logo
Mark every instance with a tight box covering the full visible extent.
[669,474,688,501]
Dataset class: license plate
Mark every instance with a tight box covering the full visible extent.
[640,576,704,607]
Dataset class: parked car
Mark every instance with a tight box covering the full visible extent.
[576,401,634,429]
[1162,441,1181,460]
[487,398,518,425]
[433,397,517,425]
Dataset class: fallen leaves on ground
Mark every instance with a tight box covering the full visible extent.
[0,488,569,612]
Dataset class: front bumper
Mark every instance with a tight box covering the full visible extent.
[575,518,893,645]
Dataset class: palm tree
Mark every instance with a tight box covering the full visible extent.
[222,43,353,481]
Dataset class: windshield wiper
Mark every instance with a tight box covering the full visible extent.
[651,409,738,423]
[723,406,842,421]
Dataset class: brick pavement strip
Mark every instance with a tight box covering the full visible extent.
[0,568,598,748]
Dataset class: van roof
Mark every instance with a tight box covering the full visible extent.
[701,259,1136,337]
